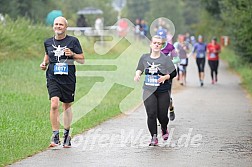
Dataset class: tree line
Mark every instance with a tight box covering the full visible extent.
[199,0,252,62]
[0,0,251,62]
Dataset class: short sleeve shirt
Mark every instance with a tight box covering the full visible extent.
[193,42,207,58]
[44,35,83,84]
[136,53,175,92]
[207,43,221,61]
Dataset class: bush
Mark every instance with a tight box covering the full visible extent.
[221,47,252,94]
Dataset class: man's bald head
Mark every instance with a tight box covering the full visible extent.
[54,16,68,26]
[53,16,68,38]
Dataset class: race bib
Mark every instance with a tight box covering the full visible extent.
[145,75,160,86]
[210,53,216,58]
[54,63,68,75]
[198,53,205,58]
[180,58,187,65]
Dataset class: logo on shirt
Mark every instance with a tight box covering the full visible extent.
[147,62,161,75]
[52,44,67,62]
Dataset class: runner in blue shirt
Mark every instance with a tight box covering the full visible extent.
[193,35,207,86]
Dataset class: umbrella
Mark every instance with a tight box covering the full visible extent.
[46,10,62,26]
[77,7,103,15]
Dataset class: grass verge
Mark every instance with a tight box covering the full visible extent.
[221,47,252,95]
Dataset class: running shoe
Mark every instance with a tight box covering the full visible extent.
[63,134,71,148]
[49,133,60,147]
[149,134,158,146]
[200,80,204,87]
[170,107,175,121]
[161,129,169,140]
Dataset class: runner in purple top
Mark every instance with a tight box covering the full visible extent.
[156,29,180,121]
[193,35,207,86]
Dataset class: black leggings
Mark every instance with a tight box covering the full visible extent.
[196,58,205,73]
[143,90,170,137]
[208,60,219,80]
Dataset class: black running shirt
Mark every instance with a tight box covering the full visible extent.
[44,35,83,84]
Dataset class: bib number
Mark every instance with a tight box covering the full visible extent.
[145,75,160,86]
[54,63,68,75]
[199,53,205,58]
[210,53,216,58]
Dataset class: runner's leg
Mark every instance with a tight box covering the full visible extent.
[50,97,60,131]
[49,97,60,147]
[214,60,219,82]
[62,103,72,148]
[208,60,214,83]
[143,91,158,137]
[157,91,170,131]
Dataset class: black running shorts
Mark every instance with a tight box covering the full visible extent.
[47,79,75,103]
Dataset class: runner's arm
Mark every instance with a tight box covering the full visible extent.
[40,54,49,70]
[158,69,177,83]
[215,45,221,54]
[73,53,85,64]
[169,69,177,80]
[134,70,142,82]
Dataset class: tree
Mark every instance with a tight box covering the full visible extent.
[0,0,118,26]
[146,0,186,36]
[125,0,150,23]
[0,0,54,23]
[181,0,201,34]
[201,0,222,19]
[220,0,252,61]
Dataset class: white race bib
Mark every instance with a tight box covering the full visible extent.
[199,53,205,58]
[210,53,216,58]
[54,63,68,75]
[145,75,160,86]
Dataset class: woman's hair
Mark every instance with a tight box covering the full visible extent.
[152,35,162,41]
[212,36,217,41]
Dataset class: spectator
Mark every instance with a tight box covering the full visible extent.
[140,19,148,38]
[95,16,103,36]
[117,19,129,37]
[134,18,141,41]
[76,15,88,27]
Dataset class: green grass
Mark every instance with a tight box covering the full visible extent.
[0,17,146,165]
[0,17,51,62]
[221,47,252,94]
[0,59,50,165]
[0,52,136,166]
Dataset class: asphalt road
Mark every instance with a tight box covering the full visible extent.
[9,57,252,167]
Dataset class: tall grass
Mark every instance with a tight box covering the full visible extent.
[221,47,252,94]
[0,16,52,62]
